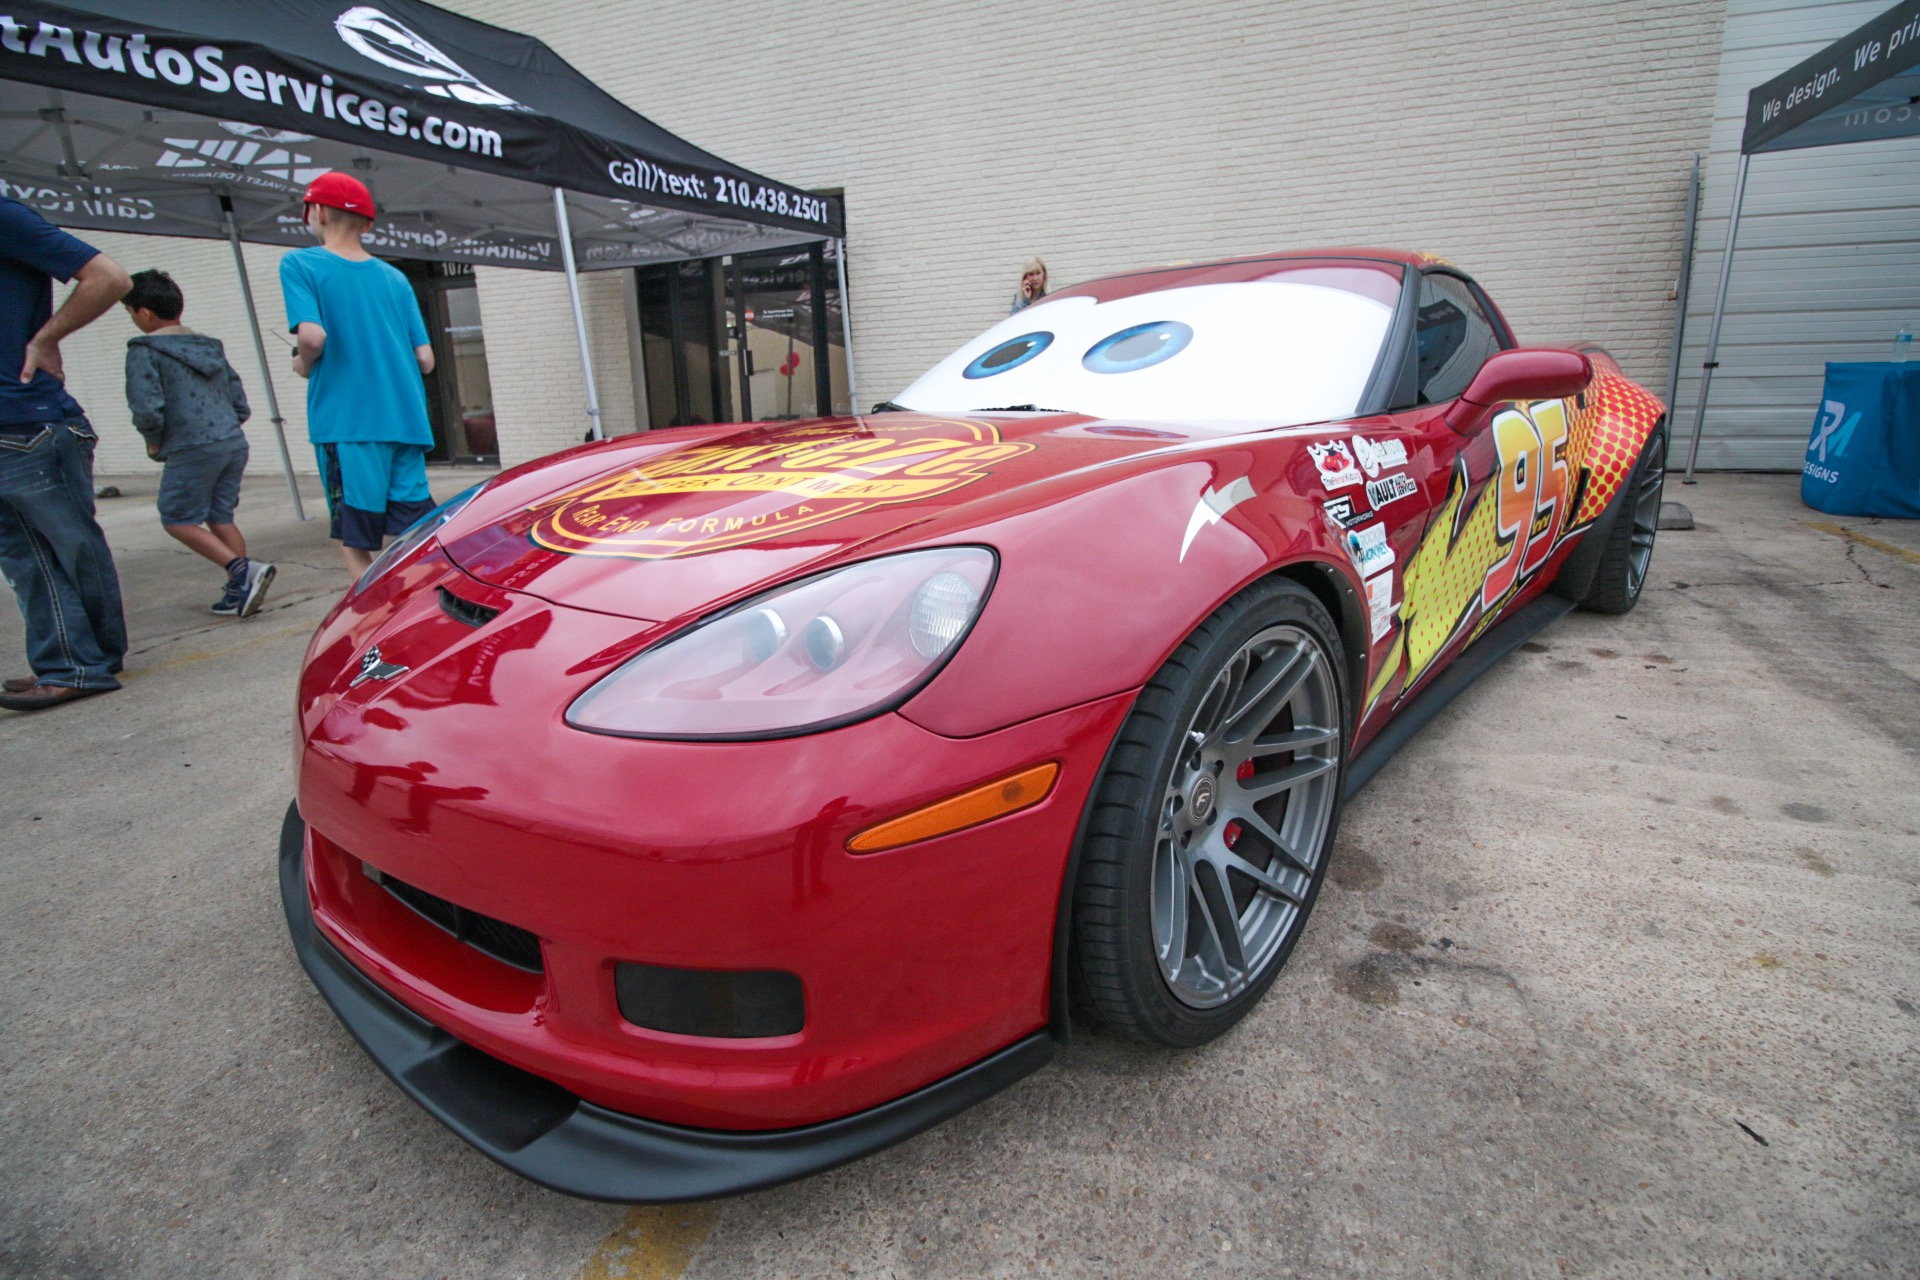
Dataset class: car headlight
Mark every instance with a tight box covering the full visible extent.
[354,483,486,595]
[566,547,996,740]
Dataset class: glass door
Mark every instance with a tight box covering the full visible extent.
[635,244,850,430]
[728,243,850,421]
[402,261,497,463]
[436,283,496,461]
[634,258,731,427]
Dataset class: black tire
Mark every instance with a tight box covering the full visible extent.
[1072,577,1348,1047]
[1581,421,1668,615]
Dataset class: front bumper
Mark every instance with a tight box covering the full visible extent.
[280,804,1055,1202]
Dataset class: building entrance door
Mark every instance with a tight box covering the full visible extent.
[729,243,849,422]
[401,261,498,463]
[635,242,849,429]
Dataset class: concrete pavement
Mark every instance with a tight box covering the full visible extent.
[1,470,1915,1279]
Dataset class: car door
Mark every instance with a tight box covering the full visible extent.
[1354,269,1576,735]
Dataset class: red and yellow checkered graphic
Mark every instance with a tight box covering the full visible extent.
[1568,352,1663,526]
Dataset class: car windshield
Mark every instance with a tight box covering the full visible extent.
[894,264,1400,426]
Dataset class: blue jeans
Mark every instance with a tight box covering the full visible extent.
[0,418,127,689]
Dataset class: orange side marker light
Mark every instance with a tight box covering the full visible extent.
[847,762,1061,854]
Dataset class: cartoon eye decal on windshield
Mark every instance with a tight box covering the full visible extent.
[963,332,1054,379]
[1082,320,1194,374]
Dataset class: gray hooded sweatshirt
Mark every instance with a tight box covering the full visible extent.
[124,330,250,460]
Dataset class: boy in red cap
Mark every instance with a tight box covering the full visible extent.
[280,171,437,575]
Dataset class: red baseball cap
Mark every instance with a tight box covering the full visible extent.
[302,171,376,219]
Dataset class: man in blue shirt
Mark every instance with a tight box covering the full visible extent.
[0,197,133,713]
[280,172,438,576]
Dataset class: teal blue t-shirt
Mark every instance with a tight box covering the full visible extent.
[280,247,433,446]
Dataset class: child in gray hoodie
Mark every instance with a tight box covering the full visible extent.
[124,269,273,617]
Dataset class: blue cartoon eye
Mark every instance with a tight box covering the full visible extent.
[1082,321,1193,374]
[963,332,1053,379]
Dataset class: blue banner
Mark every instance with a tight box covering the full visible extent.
[1801,362,1920,518]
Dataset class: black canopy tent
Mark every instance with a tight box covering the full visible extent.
[1681,0,1920,480]
[0,0,849,515]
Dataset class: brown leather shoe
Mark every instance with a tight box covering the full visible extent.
[0,683,115,712]
[2,675,35,693]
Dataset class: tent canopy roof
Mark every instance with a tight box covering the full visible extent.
[0,0,840,268]
[1743,0,1920,154]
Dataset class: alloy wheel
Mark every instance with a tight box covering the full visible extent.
[1150,624,1341,1008]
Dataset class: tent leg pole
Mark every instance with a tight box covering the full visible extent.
[834,238,860,414]
[1681,152,1749,485]
[553,188,604,441]
[222,196,307,521]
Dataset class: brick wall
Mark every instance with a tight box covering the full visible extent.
[50,0,1727,473]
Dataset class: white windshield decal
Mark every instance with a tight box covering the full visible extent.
[897,281,1393,425]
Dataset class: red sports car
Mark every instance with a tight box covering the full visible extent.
[282,249,1666,1200]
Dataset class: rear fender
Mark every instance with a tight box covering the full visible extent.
[1551,351,1666,600]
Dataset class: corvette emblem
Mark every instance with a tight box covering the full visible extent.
[348,646,409,688]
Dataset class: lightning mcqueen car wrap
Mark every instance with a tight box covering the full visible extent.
[282,249,1667,1201]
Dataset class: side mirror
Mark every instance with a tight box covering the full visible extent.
[1442,348,1592,434]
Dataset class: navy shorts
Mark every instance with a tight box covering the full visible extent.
[318,441,434,551]
[157,440,249,526]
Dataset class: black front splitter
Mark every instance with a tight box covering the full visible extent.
[278,805,1055,1202]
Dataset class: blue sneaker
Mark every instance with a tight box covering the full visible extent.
[237,559,275,618]
[211,568,244,616]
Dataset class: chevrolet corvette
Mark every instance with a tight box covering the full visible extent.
[280,248,1666,1200]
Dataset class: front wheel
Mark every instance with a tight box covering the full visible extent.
[1072,578,1348,1047]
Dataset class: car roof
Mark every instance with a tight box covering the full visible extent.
[1053,248,1448,307]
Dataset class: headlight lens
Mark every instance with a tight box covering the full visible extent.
[354,483,485,595]
[566,547,996,740]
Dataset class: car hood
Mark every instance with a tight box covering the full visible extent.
[440,411,1223,622]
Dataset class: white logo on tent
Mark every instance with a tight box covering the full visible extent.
[158,137,329,184]
[219,122,317,144]
[334,6,527,111]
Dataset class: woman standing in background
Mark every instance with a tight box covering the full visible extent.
[1011,257,1048,314]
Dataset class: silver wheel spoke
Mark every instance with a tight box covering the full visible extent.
[1250,725,1337,756]
[1207,843,1308,906]
[1193,862,1246,979]
[1238,808,1316,876]
[1156,840,1193,984]
[1220,642,1311,744]
[1235,755,1337,802]
[1194,652,1247,745]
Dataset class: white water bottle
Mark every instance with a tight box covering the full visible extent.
[1894,326,1914,362]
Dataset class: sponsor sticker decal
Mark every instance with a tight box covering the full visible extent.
[1366,472,1419,508]
[1322,495,1369,529]
[1308,439,1363,490]
[1366,572,1396,641]
[1345,522,1395,577]
[526,419,1032,559]
[1351,435,1410,478]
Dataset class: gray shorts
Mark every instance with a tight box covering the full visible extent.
[157,439,249,526]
